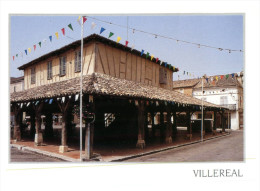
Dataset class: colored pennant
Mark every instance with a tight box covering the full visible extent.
[38,42,41,47]
[141,50,144,56]
[131,45,135,51]
[61,28,65,36]
[125,41,129,47]
[91,22,96,29]
[77,16,81,25]
[55,32,59,39]
[146,52,149,59]
[25,50,27,55]
[16,54,18,57]
[156,58,159,63]
[231,73,235,78]
[151,55,154,61]
[226,74,229,79]
[206,78,209,83]
[164,62,167,67]
[108,32,114,38]
[187,72,189,75]
[183,71,185,75]
[12,56,14,61]
[68,23,73,31]
[116,36,121,43]
[33,45,36,51]
[221,75,223,79]
[173,66,175,71]
[216,76,218,81]
[28,48,31,53]
[83,16,87,24]
[49,36,52,42]
[100,27,106,34]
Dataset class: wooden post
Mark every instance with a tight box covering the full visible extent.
[57,100,71,153]
[13,105,22,142]
[44,112,53,138]
[213,111,217,135]
[151,112,155,139]
[85,99,95,160]
[221,111,225,133]
[160,110,164,143]
[202,110,205,137]
[136,101,145,149]
[165,108,172,143]
[34,103,44,146]
[30,111,36,138]
[186,111,192,140]
[172,111,177,141]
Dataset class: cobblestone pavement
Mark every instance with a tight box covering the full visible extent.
[125,130,244,162]
[10,147,65,162]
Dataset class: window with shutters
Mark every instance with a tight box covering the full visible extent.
[31,67,36,84]
[59,56,66,76]
[47,61,52,80]
[75,50,81,72]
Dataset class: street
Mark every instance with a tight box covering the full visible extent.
[10,147,64,162]
[125,130,243,162]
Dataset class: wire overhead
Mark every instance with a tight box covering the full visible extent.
[86,16,244,53]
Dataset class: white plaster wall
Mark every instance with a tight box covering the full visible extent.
[231,111,239,130]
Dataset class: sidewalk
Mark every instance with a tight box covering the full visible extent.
[10,131,230,162]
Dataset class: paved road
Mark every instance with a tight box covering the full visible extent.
[10,147,64,162]
[125,130,244,162]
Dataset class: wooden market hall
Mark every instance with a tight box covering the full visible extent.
[10,34,228,159]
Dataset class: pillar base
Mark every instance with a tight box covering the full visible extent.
[212,130,217,135]
[59,145,68,153]
[186,134,192,140]
[165,136,173,143]
[136,140,145,149]
[34,133,43,146]
[14,131,21,141]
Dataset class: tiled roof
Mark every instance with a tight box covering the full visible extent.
[172,79,200,89]
[10,76,24,84]
[10,73,225,109]
[194,74,243,89]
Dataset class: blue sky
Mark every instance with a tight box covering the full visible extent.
[10,15,244,80]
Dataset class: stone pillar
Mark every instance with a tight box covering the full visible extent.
[165,109,172,143]
[186,112,192,140]
[160,111,165,143]
[213,111,217,135]
[59,111,68,153]
[44,112,53,138]
[202,111,205,137]
[136,101,145,149]
[85,123,94,159]
[34,113,43,146]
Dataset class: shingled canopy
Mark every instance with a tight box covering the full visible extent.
[10,72,226,110]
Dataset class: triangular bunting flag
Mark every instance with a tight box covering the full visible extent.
[75,94,79,101]
[83,16,87,24]
[231,73,235,78]
[151,55,154,61]
[13,56,14,61]
[206,78,209,83]
[100,27,105,34]
[61,28,65,36]
[33,45,36,51]
[77,16,81,25]
[125,41,129,47]
[221,75,223,79]
[108,32,114,38]
[68,23,73,31]
[164,62,167,67]
[225,74,229,79]
[38,42,41,47]
[91,22,96,29]
[28,48,31,53]
[146,52,149,59]
[141,50,144,56]
[55,32,59,39]
[183,71,185,75]
[156,58,159,63]
[131,45,135,51]
[16,54,18,57]
[49,36,52,42]
[216,76,218,81]
[116,36,121,43]
[25,50,27,55]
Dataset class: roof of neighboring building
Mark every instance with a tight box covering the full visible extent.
[10,72,225,109]
[18,34,178,72]
[172,79,200,89]
[194,74,243,89]
[10,76,24,84]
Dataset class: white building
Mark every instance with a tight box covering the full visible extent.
[192,73,243,130]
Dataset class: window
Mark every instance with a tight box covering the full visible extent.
[75,50,81,72]
[59,56,66,76]
[31,67,36,84]
[220,96,228,105]
[47,61,52,79]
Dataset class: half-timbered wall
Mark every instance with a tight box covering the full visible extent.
[95,43,173,90]
[24,42,95,90]
[24,41,173,90]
